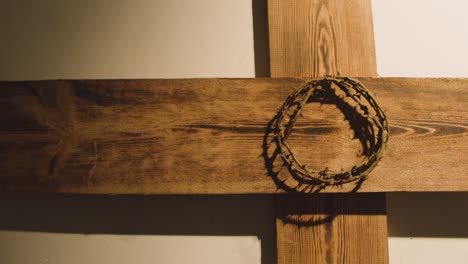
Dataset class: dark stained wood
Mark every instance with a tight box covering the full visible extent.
[0,78,466,194]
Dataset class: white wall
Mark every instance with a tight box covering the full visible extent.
[372,1,468,263]
[373,0,468,77]
[0,0,467,263]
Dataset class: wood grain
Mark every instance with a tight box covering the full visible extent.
[268,0,388,263]
[0,78,466,194]
[268,0,377,78]
[276,194,388,264]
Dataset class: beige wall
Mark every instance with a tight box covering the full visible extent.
[0,0,467,263]
[0,0,255,79]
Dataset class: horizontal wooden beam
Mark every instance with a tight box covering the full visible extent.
[0,78,466,194]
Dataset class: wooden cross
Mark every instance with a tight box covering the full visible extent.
[0,0,467,263]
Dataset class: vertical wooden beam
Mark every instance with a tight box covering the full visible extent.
[275,194,388,264]
[268,0,377,78]
[268,0,389,263]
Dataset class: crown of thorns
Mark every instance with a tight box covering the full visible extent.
[273,77,388,186]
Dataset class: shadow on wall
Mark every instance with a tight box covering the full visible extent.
[0,193,276,264]
[252,0,270,77]
[386,192,468,237]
